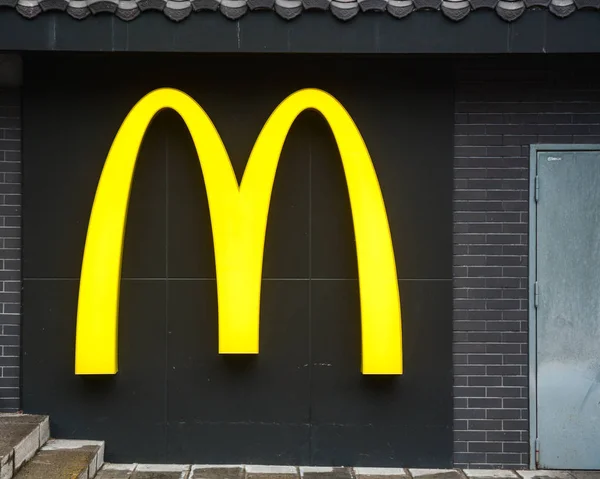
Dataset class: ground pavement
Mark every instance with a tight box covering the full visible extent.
[95,465,600,479]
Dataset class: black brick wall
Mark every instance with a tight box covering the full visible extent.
[453,60,600,468]
[0,88,21,412]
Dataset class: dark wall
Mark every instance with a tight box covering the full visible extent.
[21,54,453,465]
[2,10,600,54]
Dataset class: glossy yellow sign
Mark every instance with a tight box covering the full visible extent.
[75,88,402,376]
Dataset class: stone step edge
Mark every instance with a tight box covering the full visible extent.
[40,439,105,479]
[0,414,50,479]
[99,465,578,479]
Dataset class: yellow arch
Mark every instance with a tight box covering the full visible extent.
[75,88,402,375]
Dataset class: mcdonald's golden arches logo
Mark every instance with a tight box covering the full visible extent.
[74,88,403,376]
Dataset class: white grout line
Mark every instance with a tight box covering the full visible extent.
[464,471,518,479]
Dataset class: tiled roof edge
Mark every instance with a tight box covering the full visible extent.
[4,0,599,21]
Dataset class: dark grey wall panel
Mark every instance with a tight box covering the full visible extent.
[1,10,598,54]
[22,54,453,465]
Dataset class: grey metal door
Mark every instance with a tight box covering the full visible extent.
[535,148,600,469]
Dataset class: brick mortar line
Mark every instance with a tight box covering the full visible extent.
[0,87,21,414]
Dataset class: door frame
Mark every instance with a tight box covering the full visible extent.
[528,144,600,469]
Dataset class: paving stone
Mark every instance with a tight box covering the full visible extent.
[301,467,351,479]
[14,439,103,479]
[409,470,463,479]
[247,466,299,479]
[190,466,244,479]
[354,468,409,479]
[131,472,187,479]
[569,474,600,479]
[517,473,575,479]
[96,464,136,479]
[464,471,517,479]
[132,464,191,479]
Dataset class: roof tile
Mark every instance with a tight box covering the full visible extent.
[5,0,598,20]
[442,0,470,20]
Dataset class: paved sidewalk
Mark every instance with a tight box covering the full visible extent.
[96,465,600,479]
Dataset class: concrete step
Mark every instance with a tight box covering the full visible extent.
[0,414,50,479]
[13,439,104,479]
